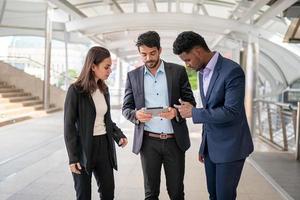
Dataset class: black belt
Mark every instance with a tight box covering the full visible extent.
[144,131,175,140]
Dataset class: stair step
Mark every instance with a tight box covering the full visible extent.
[9,96,38,103]
[0,107,36,116]
[0,88,23,93]
[46,107,62,113]
[0,98,10,103]
[33,104,44,110]
[0,102,25,109]
[0,92,31,98]
[22,99,43,106]
[0,81,61,127]
[0,85,14,89]
[33,103,55,110]
[0,81,7,86]
[0,115,32,127]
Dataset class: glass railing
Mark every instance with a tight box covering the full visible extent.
[254,99,299,157]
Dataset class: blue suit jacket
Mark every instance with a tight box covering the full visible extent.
[192,54,254,163]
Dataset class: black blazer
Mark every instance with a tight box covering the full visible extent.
[64,84,126,172]
[122,61,196,154]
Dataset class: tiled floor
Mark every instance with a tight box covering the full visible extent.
[0,111,286,200]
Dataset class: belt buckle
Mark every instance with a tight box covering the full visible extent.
[159,134,167,139]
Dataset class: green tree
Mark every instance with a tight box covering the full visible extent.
[186,67,198,90]
[58,69,78,88]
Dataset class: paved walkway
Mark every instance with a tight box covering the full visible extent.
[0,111,285,200]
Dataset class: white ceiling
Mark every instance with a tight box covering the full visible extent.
[0,0,300,84]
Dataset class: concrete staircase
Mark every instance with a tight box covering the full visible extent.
[0,81,61,127]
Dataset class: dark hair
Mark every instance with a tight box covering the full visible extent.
[173,31,210,55]
[136,31,160,50]
[74,46,110,94]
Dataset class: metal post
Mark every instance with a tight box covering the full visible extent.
[64,21,69,89]
[279,106,288,151]
[292,110,297,138]
[267,104,274,142]
[296,102,300,160]
[244,35,259,134]
[0,0,7,24]
[118,58,123,106]
[43,3,53,109]
[256,101,263,136]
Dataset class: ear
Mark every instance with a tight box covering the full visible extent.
[158,47,162,55]
[91,64,96,72]
[194,47,201,54]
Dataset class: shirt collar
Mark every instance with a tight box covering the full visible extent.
[144,60,164,75]
[200,52,219,74]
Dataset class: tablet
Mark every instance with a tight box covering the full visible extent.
[143,107,169,116]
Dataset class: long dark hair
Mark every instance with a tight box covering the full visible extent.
[74,46,110,94]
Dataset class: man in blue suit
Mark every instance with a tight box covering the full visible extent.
[173,31,254,200]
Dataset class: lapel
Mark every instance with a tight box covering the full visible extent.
[88,93,96,113]
[205,55,222,102]
[103,89,110,111]
[198,72,206,107]
[138,66,145,107]
[164,61,173,105]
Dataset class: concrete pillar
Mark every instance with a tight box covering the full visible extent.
[64,20,69,90]
[296,102,300,160]
[43,3,53,109]
[117,58,123,106]
[244,35,259,134]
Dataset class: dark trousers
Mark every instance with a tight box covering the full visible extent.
[204,152,245,200]
[72,135,114,200]
[140,135,185,200]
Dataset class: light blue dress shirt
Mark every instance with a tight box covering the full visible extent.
[144,61,174,134]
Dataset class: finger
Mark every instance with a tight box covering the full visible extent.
[70,165,81,174]
[122,139,128,147]
[118,138,123,145]
[145,113,152,118]
[198,155,204,163]
[76,163,82,170]
[173,104,181,109]
[179,99,186,105]
[73,169,81,174]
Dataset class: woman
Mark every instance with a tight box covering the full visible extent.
[64,46,128,200]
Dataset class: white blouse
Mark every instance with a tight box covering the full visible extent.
[91,89,107,136]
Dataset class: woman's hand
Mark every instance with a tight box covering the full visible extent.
[119,138,128,147]
[198,154,205,163]
[69,162,82,174]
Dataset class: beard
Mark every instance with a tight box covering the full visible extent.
[145,59,160,69]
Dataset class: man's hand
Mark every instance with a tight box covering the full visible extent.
[69,162,82,174]
[119,138,128,147]
[159,107,177,120]
[198,154,205,163]
[174,99,194,118]
[135,108,152,123]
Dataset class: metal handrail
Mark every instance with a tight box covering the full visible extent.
[296,102,300,160]
[254,99,299,157]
